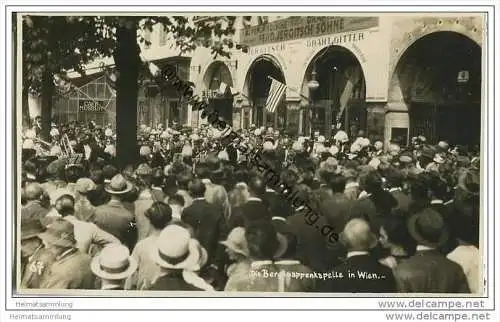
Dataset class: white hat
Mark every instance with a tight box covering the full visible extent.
[50,188,75,206]
[374,141,384,150]
[105,128,113,137]
[160,131,169,139]
[316,145,326,154]
[49,145,62,156]
[433,154,445,164]
[150,225,204,270]
[292,141,303,152]
[350,143,362,153]
[334,130,349,143]
[22,139,34,150]
[181,144,193,157]
[91,244,138,280]
[104,144,116,157]
[368,158,381,169]
[217,150,229,161]
[220,227,250,257]
[359,138,371,147]
[389,143,401,155]
[25,129,36,139]
[254,128,262,136]
[318,136,326,143]
[139,145,151,156]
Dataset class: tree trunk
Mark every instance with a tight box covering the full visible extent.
[40,70,54,141]
[114,24,141,169]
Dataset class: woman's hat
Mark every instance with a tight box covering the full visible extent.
[150,225,203,270]
[220,227,250,257]
[91,244,138,280]
[38,219,76,248]
[104,174,133,195]
[21,218,45,240]
[407,208,449,248]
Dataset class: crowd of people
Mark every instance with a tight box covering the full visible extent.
[19,118,481,293]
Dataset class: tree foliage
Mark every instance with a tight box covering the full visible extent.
[22,15,253,94]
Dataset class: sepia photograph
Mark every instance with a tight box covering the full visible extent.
[2,3,497,318]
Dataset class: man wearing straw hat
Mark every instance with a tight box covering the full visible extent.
[91,244,138,290]
[148,224,213,291]
[20,218,56,289]
[94,174,136,249]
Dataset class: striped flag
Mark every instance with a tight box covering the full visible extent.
[265,77,287,113]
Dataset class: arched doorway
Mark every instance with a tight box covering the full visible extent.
[302,46,366,138]
[202,61,234,126]
[246,56,287,129]
[392,31,481,147]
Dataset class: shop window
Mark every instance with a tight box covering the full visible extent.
[169,101,179,126]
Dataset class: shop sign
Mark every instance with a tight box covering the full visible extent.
[78,100,106,112]
[240,16,378,46]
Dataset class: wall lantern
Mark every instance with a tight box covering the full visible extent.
[307,70,320,91]
[190,65,201,74]
[457,70,469,83]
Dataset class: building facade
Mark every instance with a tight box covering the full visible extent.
[53,14,484,147]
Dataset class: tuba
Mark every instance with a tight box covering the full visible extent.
[60,134,74,157]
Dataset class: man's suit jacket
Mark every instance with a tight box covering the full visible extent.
[182,199,226,266]
[389,188,411,213]
[21,201,49,221]
[228,199,272,230]
[320,193,352,235]
[393,250,470,293]
[94,200,135,247]
[320,254,397,293]
[265,189,294,219]
[286,208,344,273]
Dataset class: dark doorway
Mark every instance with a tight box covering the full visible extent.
[397,31,481,147]
[303,46,366,138]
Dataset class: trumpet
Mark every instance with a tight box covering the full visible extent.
[61,134,74,156]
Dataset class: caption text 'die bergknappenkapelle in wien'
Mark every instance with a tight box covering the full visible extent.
[249,269,388,280]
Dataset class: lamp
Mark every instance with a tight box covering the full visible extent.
[227,60,238,70]
[307,70,320,91]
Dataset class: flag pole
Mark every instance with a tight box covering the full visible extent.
[267,75,311,103]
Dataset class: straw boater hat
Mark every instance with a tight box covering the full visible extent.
[38,220,77,248]
[220,227,250,257]
[150,225,204,270]
[91,243,138,280]
[105,174,133,195]
[407,208,449,248]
